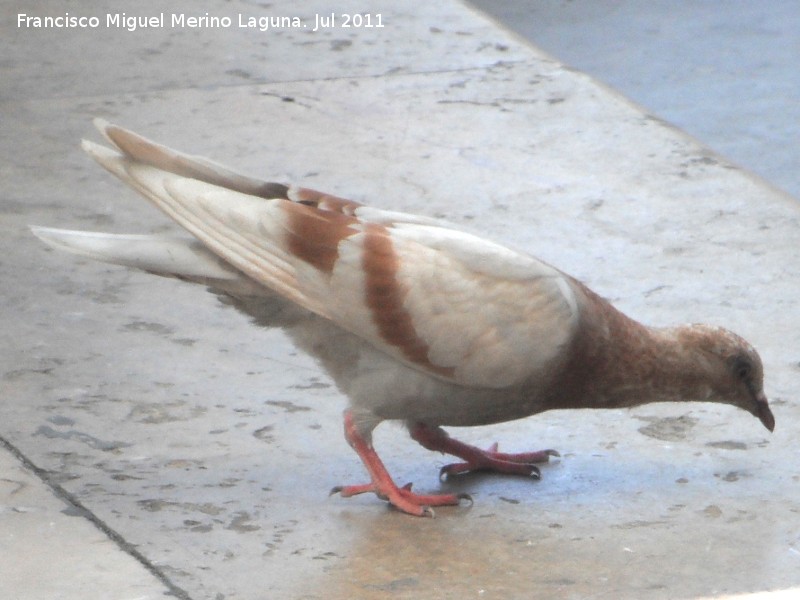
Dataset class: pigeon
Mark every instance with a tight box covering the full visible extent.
[32,120,774,516]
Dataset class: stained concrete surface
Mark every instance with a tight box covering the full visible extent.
[468,0,800,200]
[2,1,799,599]
[0,444,170,599]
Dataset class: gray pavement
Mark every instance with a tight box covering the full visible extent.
[468,0,800,201]
[0,441,171,599]
[2,1,799,598]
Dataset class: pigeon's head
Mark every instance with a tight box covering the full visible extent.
[678,324,774,432]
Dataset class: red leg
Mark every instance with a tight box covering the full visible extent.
[409,422,559,480]
[331,411,470,516]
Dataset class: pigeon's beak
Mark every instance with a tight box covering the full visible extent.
[755,392,775,432]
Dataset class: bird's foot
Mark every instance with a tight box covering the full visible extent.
[437,444,560,480]
[409,423,559,480]
[331,481,470,517]
[338,410,470,517]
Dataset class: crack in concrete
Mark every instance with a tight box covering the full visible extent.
[0,435,194,600]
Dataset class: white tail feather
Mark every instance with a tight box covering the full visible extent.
[31,226,242,282]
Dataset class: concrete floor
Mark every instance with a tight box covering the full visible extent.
[2,1,799,598]
[469,0,800,201]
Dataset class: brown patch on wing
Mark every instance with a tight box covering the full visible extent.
[361,224,455,378]
[290,186,362,215]
[281,201,359,274]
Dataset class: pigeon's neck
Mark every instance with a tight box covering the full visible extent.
[555,283,718,411]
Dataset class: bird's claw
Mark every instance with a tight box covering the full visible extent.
[457,492,474,507]
[439,462,542,480]
[435,440,557,480]
[330,479,467,516]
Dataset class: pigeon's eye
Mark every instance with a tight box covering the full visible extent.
[732,357,752,381]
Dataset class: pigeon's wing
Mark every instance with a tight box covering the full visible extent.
[82,122,580,388]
